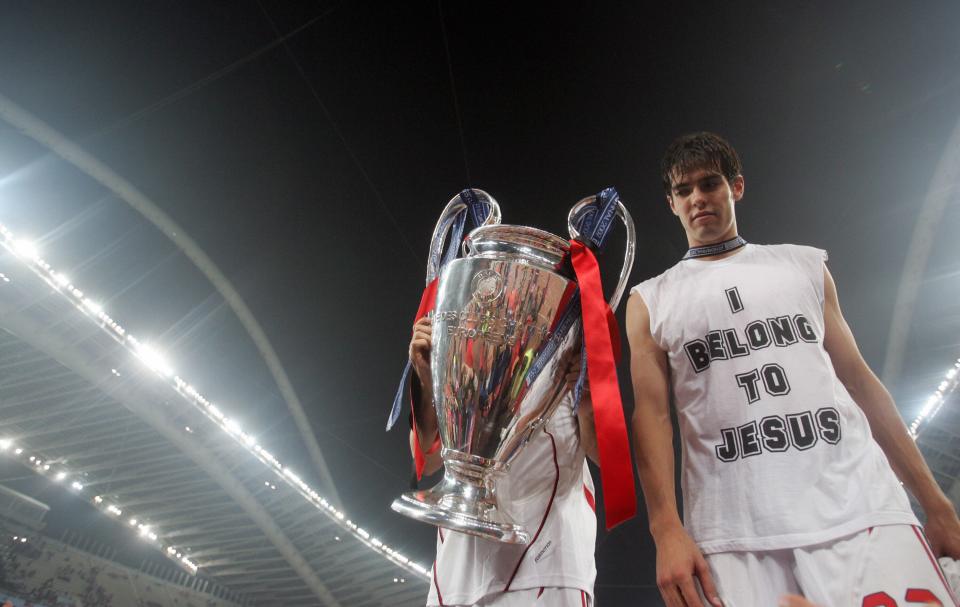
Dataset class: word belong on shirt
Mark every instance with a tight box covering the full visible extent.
[684,314,818,374]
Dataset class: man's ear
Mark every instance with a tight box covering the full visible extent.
[731,174,745,202]
[667,195,679,216]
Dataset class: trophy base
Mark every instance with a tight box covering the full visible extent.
[391,459,530,544]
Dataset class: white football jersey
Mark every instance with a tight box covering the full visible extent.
[631,243,917,554]
[427,394,597,606]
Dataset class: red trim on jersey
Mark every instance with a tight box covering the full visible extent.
[911,525,957,605]
[438,527,445,544]
[537,587,545,598]
[581,589,588,606]
[432,561,445,606]
[503,429,561,592]
[583,484,595,512]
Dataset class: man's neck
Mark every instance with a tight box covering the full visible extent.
[684,233,746,261]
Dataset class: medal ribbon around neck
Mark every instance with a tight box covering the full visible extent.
[682,235,747,260]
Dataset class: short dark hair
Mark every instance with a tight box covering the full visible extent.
[660,132,742,194]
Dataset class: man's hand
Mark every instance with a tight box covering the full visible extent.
[409,317,432,382]
[407,316,441,475]
[924,506,960,558]
[654,523,722,607]
[566,350,600,465]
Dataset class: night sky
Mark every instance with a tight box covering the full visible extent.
[0,2,959,604]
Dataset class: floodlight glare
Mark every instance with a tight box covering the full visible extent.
[13,239,38,260]
[134,343,174,377]
[82,299,103,316]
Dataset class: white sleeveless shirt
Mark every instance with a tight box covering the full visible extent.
[427,394,597,606]
[631,243,917,554]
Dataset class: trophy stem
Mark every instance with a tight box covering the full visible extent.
[391,453,530,545]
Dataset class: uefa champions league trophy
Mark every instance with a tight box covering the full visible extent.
[390,189,635,544]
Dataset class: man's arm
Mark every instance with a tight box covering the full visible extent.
[576,394,600,466]
[626,293,721,607]
[564,352,600,465]
[822,265,960,557]
[409,317,443,476]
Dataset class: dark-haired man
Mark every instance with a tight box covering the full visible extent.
[627,132,960,606]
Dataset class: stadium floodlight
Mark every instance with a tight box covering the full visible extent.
[134,343,174,377]
[0,439,11,450]
[54,471,66,481]
[13,448,22,455]
[71,481,83,491]
[13,239,39,260]
[223,418,242,435]
[910,354,960,437]
[82,299,103,316]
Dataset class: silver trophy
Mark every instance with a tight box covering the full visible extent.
[391,190,635,544]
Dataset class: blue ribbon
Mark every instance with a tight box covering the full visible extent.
[386,190,492,431]
[571,187,620,253]
[525,292,582,385]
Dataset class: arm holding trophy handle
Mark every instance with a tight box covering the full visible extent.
[408,316,442,476]
[407,189,502,478]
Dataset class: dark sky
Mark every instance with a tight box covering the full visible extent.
[0,1,959,604]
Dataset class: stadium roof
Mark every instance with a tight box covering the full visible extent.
[0,225,428,606]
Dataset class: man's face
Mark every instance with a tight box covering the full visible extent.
[667,167,744,246]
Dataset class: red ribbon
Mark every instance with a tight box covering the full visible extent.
[411,278,441,480]
[569,240,636,529]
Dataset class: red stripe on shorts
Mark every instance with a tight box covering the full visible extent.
[583,484,595,512]
[911,525,957,605]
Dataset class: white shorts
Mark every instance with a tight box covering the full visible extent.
[704,525,956,606]
[443,587,592,607]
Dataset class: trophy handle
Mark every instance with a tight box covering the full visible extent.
[426,189,502,283]
[567,196,636,313]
